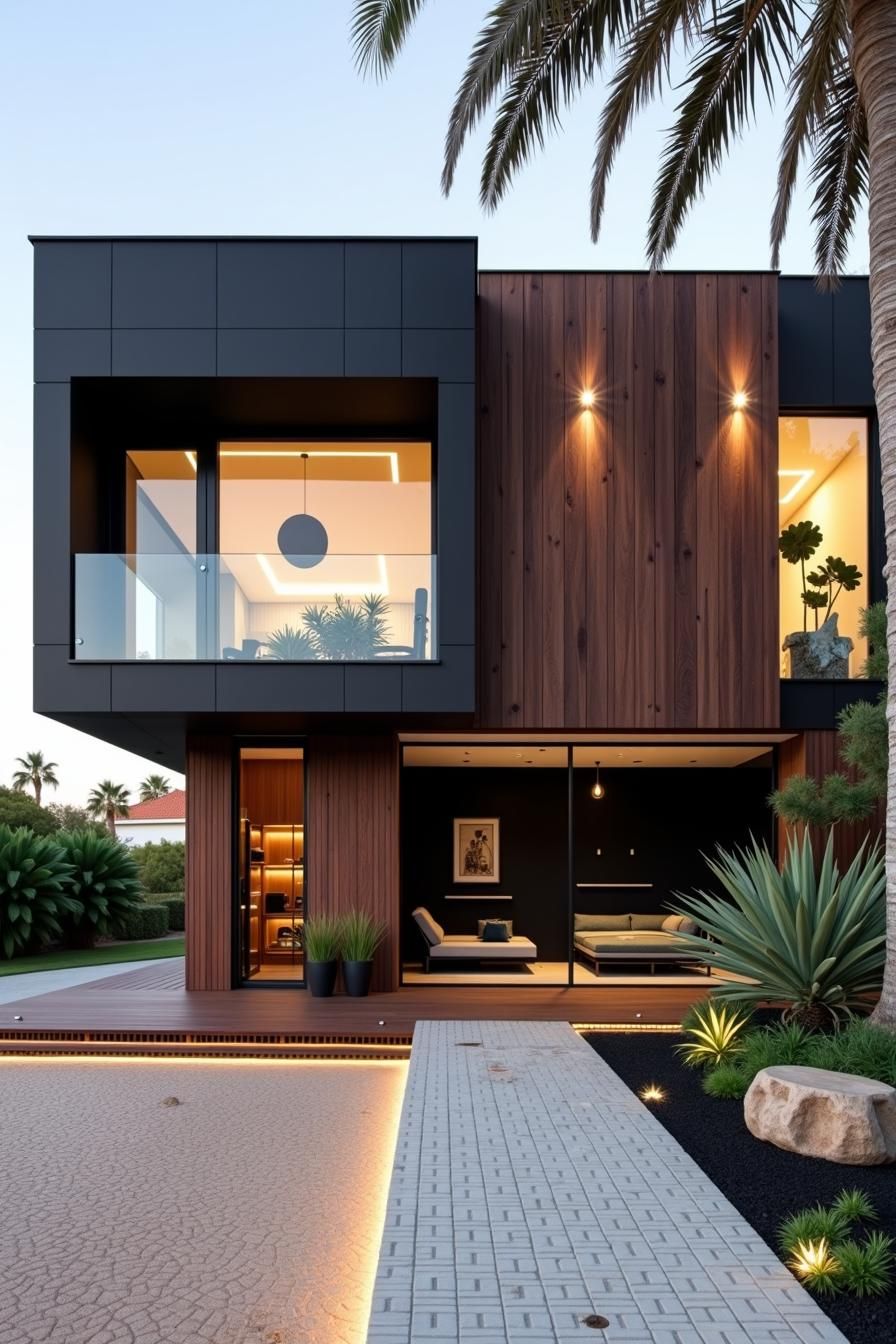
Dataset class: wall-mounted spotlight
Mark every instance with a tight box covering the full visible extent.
[590,760,605,801]
[579,388,596,409]
[731,390,748,411]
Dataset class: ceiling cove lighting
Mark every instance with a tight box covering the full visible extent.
[778,468,815,505]
[184,449,400,483]
[590,761,605,801]
[731,390,748,411]
[256,552,389,597]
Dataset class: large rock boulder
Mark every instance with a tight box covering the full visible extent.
[744,1065,896,1165]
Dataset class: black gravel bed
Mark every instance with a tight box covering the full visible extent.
[587,1033,896,1344]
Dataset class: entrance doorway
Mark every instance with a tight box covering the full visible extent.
[236,746,305,984]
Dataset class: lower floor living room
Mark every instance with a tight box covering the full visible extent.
[399,739,778,988]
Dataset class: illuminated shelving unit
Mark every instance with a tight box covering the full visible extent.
[249,823,304,963]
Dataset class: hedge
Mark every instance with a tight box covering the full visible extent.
[116,903,170,941]
[156,895,185,931]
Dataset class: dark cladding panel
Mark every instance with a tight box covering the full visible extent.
[834,281,875,406]
[33,383,71,643]
[436,382,476,646]
[217,328,344,376]
[110,664,217,713]
[34,241,111,328]
[345,329,402,376]
[217,242,344,328]
[34,329,111,381]
[402,329,476,382]
[111,329,216,376]
[216,663,346,712]
[345,242,401,327]
[402,645,475,712]
[112,241,216,328]
[778,278,833,405]
[345,664,402,712]
[34,646,111,714]
[402,242,476,328]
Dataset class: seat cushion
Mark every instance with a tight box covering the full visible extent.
[431,935,537,960]
[412,906,444,947]
[575,930,687,955]
[574,913,631,933]
[630,914,667,931]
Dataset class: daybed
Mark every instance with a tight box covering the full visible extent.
[412,907,537,973]
[574,912,706,975]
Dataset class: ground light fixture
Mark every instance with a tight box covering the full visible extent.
[590,761,605,800]
[638,1083,666,1103]
[788,1237,840,1286]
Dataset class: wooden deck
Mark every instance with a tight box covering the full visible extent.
[0,961,706,1058]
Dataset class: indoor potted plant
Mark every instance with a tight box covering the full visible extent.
[339,909,388,997]
[302,914,342,997]
[778,520,862,678]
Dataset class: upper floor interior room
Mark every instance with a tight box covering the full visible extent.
[31,237,881,735]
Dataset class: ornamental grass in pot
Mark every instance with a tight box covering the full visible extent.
[302,915,342,997]
[340,910,388,997]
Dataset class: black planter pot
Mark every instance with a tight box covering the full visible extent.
[306,959,338,997]
[343,959,373,997]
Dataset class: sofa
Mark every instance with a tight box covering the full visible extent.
[574,912,706,974]
[412,907,537,972]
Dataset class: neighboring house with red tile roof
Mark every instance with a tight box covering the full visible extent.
[117,789,186,847]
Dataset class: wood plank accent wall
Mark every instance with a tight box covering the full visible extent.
[477,272,779,730]
[306,735,400,992]
[185,736,232,991]
[777,731,884,869]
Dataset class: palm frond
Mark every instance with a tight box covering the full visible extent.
[647,0,797,267]
[590,0,699,242]
[352,0,430,78]
[810,56,868,288]
[444,0,633,201]
[770,0,848,267]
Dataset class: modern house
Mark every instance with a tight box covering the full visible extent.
[31,237,883,995]
[116,788,186,847]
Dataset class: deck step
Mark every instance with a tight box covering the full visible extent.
[0,1031,411,1061]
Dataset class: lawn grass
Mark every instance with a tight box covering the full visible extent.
[0,938,185,976]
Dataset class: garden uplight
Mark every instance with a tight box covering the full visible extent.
[639,1083,666,1103]
[788,1238,840,1293]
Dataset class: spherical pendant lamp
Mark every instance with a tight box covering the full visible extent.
[277,452,329,568]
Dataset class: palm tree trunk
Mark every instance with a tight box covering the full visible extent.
[106,806,116,837]
[853,0,896,1026]
[34,778,41,808]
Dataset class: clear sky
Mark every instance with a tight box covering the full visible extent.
[0,0,869,805]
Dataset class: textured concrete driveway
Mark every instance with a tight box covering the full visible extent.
[0,1056,406,1344]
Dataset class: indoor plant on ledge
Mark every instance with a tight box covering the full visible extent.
[779,521,862,679]
[303,915,342,997]
[340,910,387,997]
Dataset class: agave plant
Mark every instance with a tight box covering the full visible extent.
[302,594,391,660]
[0,825,78,958]
[56,828,144,947]
[675,1000,751,1069]
[265,623,319,661]
[672,829,885,1027]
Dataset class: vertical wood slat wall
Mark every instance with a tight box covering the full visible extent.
[185,736,232,991]
[306,735,400,992]
[477,272,779,731]
[777,731,884,869]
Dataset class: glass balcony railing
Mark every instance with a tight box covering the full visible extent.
[73,553,437,662]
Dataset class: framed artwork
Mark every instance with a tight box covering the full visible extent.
[453,818,500,883]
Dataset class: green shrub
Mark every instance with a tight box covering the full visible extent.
[131,839,185,893]
[836,1233,894,1297]
[737,1022,814,1082]
[57,829,143,947]
[831,1188,877,1225]
[156,895,185,931]
[116,903,170,941]
[0,787,60,837]
[0,825,78,957]
[303,915,342,962]
[672,829,885,1026]
[805,1018,896,1087]
[339,910,387,962]
[779,1205,851,1256]
[675,1001,751,1069]
[702,1064,749,1099]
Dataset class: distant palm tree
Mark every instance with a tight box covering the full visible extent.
[87,781,130,836]
[11,751,59,808]
[138,774,172,803]
[351,0,896,1023]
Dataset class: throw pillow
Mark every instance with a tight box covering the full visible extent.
[661,914,684,933]
[481,919,511,942]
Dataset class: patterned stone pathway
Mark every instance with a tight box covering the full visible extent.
[366,1021,847,1344]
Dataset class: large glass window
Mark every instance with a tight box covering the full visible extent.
[779,417,869,678]
[237,746,305,984]
[217,441,434,660]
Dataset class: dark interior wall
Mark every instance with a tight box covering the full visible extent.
[400,762,775,964]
